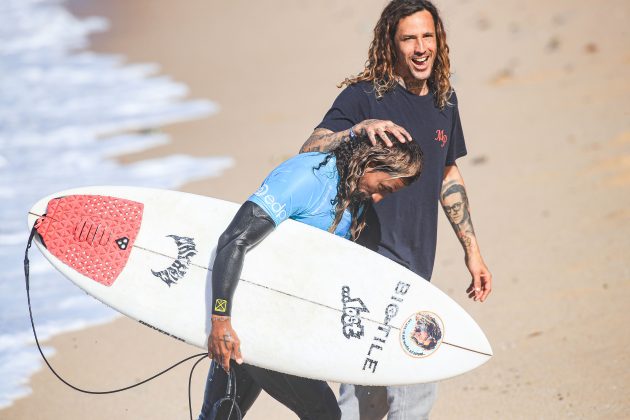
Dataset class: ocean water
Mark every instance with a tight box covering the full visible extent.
[0,0,232,409]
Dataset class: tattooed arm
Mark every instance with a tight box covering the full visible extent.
[299,120,413,153]
[441,164,492,302]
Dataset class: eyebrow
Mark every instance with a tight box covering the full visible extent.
[381,184,395,193]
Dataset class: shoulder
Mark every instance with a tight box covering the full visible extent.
[268,153,331,184]
[336,81,375,101]
[447,89,460,107]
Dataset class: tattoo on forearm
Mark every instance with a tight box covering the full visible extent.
[300,129,350,153]
[441,181,476,253]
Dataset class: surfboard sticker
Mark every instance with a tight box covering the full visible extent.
[399,311,444,358]
[150,235,198,287]
[35,195,144,286]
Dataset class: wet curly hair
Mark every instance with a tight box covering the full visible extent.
[316,135,423,240]
[339,0,452,109]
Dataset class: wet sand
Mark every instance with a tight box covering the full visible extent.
[3,0,629,418]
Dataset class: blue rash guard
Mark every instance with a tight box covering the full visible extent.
[247,152,352,238]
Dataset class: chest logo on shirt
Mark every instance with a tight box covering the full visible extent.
[434,129,448,148]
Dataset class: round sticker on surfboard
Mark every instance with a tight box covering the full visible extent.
[400,311,444,358]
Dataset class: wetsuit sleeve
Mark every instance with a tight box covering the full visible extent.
[211,201,275,316]
[316,84,370,133]
[445,91,468,166]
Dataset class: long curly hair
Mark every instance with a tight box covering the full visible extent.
[339,0,452,109]
[317,136,423,240]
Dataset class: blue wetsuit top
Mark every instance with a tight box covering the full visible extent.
[247,152,352,238]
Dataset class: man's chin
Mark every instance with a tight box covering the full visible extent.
[349,190,371,207]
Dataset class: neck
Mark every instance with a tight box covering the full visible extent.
[396,75,429,96]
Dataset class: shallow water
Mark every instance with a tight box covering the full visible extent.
[0,0,232,408]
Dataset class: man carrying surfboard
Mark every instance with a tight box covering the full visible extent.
[299,0,493,418]
[198,136,423,419]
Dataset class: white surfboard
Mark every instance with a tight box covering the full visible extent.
[27,186,492,385]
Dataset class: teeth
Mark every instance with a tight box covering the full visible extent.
[413,56,428,64]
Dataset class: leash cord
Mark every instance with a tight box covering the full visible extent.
[24,226,210,419]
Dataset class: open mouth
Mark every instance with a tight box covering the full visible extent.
[412,56,429,66]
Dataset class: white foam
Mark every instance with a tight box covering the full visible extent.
[0,0,232,409]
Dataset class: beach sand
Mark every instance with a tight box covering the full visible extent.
[3,0,629,418]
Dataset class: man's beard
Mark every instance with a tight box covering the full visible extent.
[348,189,371,208]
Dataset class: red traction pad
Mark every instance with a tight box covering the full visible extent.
[35,195,144,286]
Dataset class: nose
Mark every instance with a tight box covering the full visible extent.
[371,193,384,203]
[415,38,426,54]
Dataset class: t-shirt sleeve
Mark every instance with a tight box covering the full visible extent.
[316,84,370,133]
[247,163,321,226]
[445,91,468,166]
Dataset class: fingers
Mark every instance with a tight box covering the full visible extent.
[357,120,413,147]
[366,129,378,146]
[234,343,243,365]
[479,272,492,302]
[472,274,482,302]
[400,126,413,143]
[212,332,242,372]
[376,128,394,147]
[466,272,492,302]
[218,335,232,372]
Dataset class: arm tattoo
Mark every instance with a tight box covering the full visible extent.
[300,128,351,153]
[441,181,477,254]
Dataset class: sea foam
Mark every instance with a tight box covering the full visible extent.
[0,0,232,409]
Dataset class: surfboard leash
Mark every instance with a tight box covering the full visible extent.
[23,226,213,419]
[208,363,242,420]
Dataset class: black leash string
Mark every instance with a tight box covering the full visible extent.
[209,364,242,420]
[24,226,238,419]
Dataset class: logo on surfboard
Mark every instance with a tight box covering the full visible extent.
[341,286,370,339]
[399,311,444,358]
[151,235,197,287]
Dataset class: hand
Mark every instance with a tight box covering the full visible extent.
[353,119,412,147]
[465,254,492,302]
[207,316,243,372]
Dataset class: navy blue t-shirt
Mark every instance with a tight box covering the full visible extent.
[317,81,467,280]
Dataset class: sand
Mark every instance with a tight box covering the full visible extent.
[3,0,629,418]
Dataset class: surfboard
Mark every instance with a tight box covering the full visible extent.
[27,186,492,385]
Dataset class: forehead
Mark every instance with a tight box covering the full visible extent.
[365,170,405,186]
[395,10,436,35]
[379,175,406,190]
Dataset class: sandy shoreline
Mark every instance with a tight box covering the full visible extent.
[3,0,629,418]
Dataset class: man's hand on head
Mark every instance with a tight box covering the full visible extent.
[354,119,413,147]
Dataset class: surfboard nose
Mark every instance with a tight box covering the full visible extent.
[29,194,144,286]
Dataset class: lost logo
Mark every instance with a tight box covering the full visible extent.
[341,286,370,339]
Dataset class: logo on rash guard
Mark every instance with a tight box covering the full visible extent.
[253,184,287,219]
[434,129,448,148]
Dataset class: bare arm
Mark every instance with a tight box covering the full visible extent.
[440,164,492,302]
[300,127,351,153]
[299,120,413,153]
